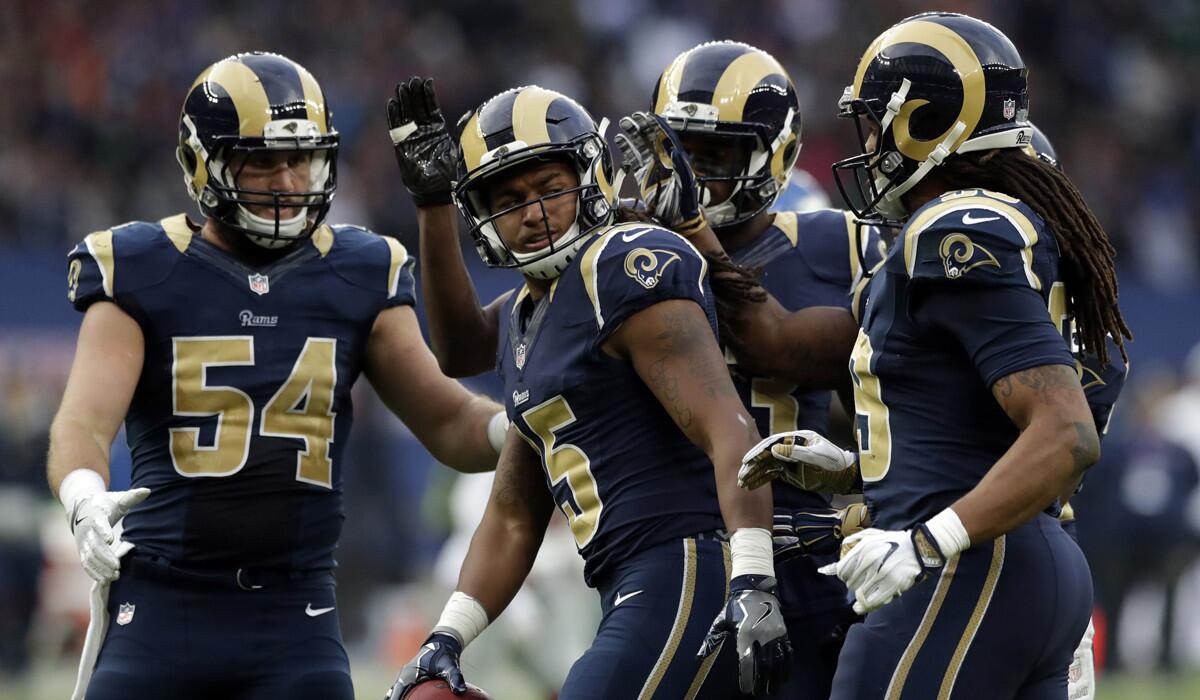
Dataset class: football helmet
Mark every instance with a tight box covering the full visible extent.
[176,52,338,248]
[454,86,618,280]
[832,13,1031,223]
[652,41,801,228]
[1025,122,1060,169]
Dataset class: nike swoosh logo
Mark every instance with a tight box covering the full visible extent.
[74,516,86,527]
[876,542,900,573]
[621,231,650,243]
[305,604,335,617]
[962,212,1000,225]
[614,590,644,606]
[753,600,775,628]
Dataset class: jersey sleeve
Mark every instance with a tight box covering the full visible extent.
[904,198,1045,290]
[324,225,416,309]
[1081,337,1128,435]
[579,225,713,343]
[912,282,1076,388]
[66,231,117,312]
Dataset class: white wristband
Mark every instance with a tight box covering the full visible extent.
[926,507,971,559]
[59,468,106,514]
[433,591,490,648]
[486,411,509,455]
[730,527,775,579]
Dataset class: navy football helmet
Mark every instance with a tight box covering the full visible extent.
[652,41,802,228]
[176,52,338,248]
[832,13,1031,223]
[454,86,618,280]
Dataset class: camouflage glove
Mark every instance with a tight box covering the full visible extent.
[739,429,861,494]
[614,111,706,237]
[387,76,456,207]
[697,574,792,696]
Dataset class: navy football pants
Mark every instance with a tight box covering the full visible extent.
[559,535,740,699]
[831,513,1092,700]
[85,555,353,700]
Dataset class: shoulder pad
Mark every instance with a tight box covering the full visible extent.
[321,224,416,305]
[901,189,1049,289]
[66,216,190,310]
[576,223,708,333]
[787,209,886,287]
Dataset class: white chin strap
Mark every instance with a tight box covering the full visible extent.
[875,120,966,220]
[236,205,309,248]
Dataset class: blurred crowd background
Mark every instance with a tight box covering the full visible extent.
[1,0,1199,697]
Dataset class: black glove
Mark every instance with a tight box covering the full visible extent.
[384,632,466,699]
[697,574,792,697]
[772,503,871,563]
[614,111,706,237]
[386,76,457,207]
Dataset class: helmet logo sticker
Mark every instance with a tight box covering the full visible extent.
[1003,98,1016,120]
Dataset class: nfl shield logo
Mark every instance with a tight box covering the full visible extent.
[1002,98,1016,120]
[515,343,527,370]
[116,602,135,626]
[248,273,270,296]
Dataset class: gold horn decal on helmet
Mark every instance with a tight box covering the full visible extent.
[769,132,798,180]
[459,112,487,172]
[511,88,556,147]
[654,51,689,114]
[295,64,328,133]
[897,23,983,160]
[205,59,273,137]
[713,51,783,122]
[855,21,985,162]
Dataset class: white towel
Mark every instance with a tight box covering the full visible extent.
[71,539,135,700]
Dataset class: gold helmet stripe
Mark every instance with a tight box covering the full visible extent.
[854,20,985,162]
[459,112,487,172]
[653,50,689,113]
[713,50,782,122]
[204,59,273,137]
[511,87,556,147]
[295,64,328,134]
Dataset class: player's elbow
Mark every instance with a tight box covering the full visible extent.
[432,346,490,379]
[1043,413,1101,476]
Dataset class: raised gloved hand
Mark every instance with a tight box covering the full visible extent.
[384,632,466,699]
[69,486,150,583]
[387,76,457,207]
[739,429,860,493]
[614,111,706,237]
[772,503,871,563]
[697,574,792,696]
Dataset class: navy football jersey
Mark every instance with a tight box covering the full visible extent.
[67,214,415,570]
[498,223,725,586]
[725,209,883,511]
[851,189,1080,529]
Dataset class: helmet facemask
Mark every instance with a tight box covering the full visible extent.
[179,115,338,249]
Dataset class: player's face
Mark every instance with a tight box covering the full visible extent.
[486,160,580,254]
[229,149,314,220]
[680,132,751,205]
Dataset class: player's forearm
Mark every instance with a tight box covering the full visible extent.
[709,414,774,532]
[455,512,545,620]
[951,416,1098,544]
[429,395,504,473]
[730,304,857,389]
[47,412,113,496]
[417,205,497,376]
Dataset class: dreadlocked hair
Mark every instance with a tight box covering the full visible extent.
[702,250,767,346]
[936,148,1131,365]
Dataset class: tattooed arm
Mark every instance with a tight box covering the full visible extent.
[455,429,555,618]
[951,364,1100,543]
[603,298,772,531]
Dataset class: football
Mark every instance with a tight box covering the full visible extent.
[405,680,492,700]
